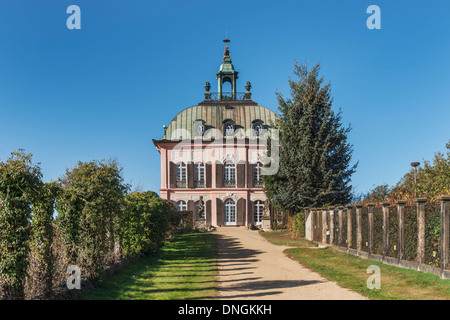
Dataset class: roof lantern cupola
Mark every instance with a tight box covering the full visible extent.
[216,38,239,101]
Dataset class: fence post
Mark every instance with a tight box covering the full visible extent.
[304,207,312,241]
[355,204,363,252]
[337,206,344,247]
[322,208,328,244]
[396,200,407,261]
[415,198,427,265]
[329,207,335,244]
[346,205,353,251]
[381,201,390,258]
[439,196,450,271]
[367,203,375,256]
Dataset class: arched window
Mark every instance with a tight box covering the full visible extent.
[222,80,232,93]
[177,200,187,211]
[254,200,264,225]
[176,162,186,188]
[224,161,236,188]
[224,198,236,225]
[194,162,205,188]
[253,162,263,187]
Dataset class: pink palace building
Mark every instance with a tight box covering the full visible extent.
[153,43,278,228]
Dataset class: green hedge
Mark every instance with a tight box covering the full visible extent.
[1,150,181,300]
[122,191,172,258]
[0,150,42,299]
[293,211,306,238]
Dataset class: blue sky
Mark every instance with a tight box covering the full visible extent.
[0,0,449,195]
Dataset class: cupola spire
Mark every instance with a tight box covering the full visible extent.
[217,37,238,100]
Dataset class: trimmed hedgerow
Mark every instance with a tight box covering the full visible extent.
[28,183,57,298]
[1,150,183,300]
[0,150,42,299]
[122,191,172,258]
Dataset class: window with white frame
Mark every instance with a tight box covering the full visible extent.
[194,162,205,187]
[254,162,263,185]
[254,200,264,225]
[224,161,236,187]
[224,198,236,225]
[177,200,187,211]
[176,162,186,187]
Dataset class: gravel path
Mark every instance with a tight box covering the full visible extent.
[214,227,367,300]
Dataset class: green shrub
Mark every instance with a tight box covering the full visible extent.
[293,211,306,238]
[0,150,42,299]
[122,191,171,258]
[29,183,56,297]
[56,159,128,282]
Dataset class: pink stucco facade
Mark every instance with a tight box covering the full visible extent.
[153,43,277,227]
[155,140,270,227]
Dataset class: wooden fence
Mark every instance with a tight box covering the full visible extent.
[305,196,450,279]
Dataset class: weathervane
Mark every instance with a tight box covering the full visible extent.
[223,30,230,43]
[223,31,230,57]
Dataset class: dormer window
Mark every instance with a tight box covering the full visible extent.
[223,120,235,137]
[252,120,264,136]
[225,124,234,136]
[197,124,205,135]
[194,120,205,137]
[254,123,263,136]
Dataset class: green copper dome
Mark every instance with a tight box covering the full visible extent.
[154,41,278,143]
[157,104,278,141]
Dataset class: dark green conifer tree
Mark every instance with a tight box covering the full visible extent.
[264,62,357,212]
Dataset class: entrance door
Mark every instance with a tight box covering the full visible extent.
[254,200,264,226]
[224,198,236,225]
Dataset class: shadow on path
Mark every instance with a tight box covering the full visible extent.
[214,230,324,299]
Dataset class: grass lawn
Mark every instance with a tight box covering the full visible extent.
[260,230,318,247]
[261,231,450,300]
[82,232,218,300]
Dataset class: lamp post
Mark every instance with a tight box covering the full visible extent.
[411,162,420,198]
